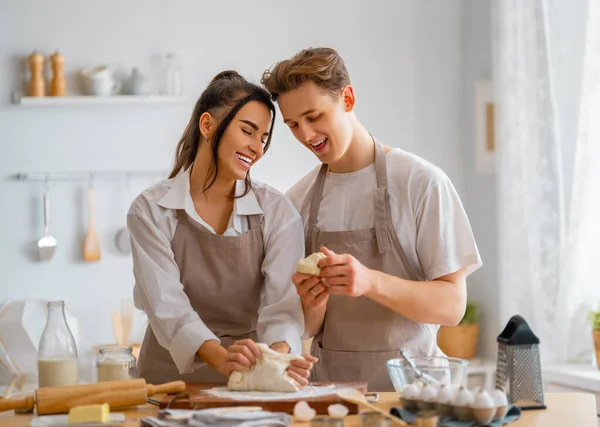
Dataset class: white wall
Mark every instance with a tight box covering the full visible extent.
[0,0,467,379]
[461,0,498,360]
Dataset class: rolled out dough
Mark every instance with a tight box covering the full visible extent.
[227,343,304,392]
[296,252,327,276]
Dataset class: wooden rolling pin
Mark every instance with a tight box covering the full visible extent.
[0,379,185,415]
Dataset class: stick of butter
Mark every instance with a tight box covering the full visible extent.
[68,403,109,424]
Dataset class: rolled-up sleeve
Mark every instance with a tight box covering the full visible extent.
[256,201,305,355]
[128,208,219,374]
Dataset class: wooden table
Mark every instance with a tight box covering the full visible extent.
[0,392,597,426]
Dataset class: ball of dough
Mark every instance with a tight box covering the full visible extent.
[296,252,327,276]
[227,343,304,392]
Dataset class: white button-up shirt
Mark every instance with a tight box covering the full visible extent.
[127,166,305,374]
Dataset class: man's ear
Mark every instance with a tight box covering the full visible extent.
[341,85,356,112]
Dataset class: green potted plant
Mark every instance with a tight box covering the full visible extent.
[588,303,600,369]
[437,301,479,359]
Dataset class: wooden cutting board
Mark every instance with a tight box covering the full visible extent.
[152,382,368,414]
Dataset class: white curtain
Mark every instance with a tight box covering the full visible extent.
[493,0,600,364]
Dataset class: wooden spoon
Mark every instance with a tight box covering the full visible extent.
[83,186,101,262]
[337,388,406,426]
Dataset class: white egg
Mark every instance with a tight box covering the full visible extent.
[402,384,421,399]
[491,389,509,407]
[293,401,316,422]
[472,390,495,409]
[327,403,349,419]
[419,384,439,402]
[453,387,474,407]
[436,384,457,404]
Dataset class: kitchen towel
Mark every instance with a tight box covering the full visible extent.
[140,408,292,427]
[390,405,521,427]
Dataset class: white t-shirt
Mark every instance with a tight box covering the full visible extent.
[285,148,482,281]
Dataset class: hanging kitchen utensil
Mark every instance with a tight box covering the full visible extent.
[495,314,546,410]
[115,174,131,255]
[83,175,101,262]
[38,177,57,261]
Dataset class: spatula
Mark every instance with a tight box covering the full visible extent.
[38,189,57,261]
[83,185,101,262]
[337,388,406,425]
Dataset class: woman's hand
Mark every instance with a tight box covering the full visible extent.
[217,338,262,377]
[287,354,319,388]
[292,272,330,309]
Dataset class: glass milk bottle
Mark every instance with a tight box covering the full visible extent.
[37,301,79,387]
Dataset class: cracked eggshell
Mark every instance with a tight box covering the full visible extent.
[293,401,316,422]
[327,403,349,419]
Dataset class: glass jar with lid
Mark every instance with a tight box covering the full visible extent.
[95,345,137,382]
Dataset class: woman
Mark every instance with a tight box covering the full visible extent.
[261,48,482,391]
[128,70,316,385]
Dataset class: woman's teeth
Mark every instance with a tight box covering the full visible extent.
[236,153,252,167]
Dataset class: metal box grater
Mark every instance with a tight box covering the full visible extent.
[495,315,546,410]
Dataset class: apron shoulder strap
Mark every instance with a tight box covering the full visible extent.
[373,139,392,255]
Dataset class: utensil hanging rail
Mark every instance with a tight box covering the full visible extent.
[12,170,168,182]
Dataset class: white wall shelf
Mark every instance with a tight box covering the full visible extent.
[10,93,187,107]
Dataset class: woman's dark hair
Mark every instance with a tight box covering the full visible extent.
[169,70,276,197]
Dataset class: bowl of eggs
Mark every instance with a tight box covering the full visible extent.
[385,356,469,392]
[399,385,510,424]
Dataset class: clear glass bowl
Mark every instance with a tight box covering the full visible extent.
[385,356,469,392]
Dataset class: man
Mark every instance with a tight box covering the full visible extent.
[261,47,482,391]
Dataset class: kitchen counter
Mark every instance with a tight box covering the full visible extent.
[0,392,597,426]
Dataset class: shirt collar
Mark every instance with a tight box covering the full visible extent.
[158,165,263,228]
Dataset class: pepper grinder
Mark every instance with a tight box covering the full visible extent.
[27,51,45,97]
[49,50,66,96]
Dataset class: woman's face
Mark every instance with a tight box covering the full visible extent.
[216,100,271,181]
[277,80,353,165]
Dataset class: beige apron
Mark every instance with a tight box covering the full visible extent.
[137,209,264,384]
[308,140,443,391]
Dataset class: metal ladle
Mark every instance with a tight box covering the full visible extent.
[37,178,57,261]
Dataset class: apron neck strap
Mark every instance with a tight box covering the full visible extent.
[307,136,391,253]
[176,209,189,224]
[247,214,261,230]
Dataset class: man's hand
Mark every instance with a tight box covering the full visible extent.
[318,246,375,297]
